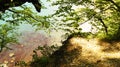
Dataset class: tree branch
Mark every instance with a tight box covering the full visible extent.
[109,0,120,12]
[98,18,108,35]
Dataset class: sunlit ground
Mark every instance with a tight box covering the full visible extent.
[70,37,120,62]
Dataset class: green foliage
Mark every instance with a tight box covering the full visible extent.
[50,0,120,40]
[0,5,51,31]
[14,45,59,67]
[30,45,59,67]
[0,23,19,52]
[0,0,51,31]
[15,61,28,67]
[30,56,49,67]
[36,45,59,56]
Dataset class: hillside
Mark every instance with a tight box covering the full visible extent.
[31,37,120,67]
[0,31,50,67]
[48,37,120,67]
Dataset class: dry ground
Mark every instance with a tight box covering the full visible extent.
[47,37,120,67]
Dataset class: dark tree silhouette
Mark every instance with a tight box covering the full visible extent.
[0,0,41,12]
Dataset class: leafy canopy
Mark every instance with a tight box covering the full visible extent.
[50,0,120,40]
[0,1,51,52]
[0,23,19,52]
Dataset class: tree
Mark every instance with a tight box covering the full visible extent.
[0,4,51,30]
[0,23,19,52]
[0,0,51,31]
[0,0,41,12]
[0,0,51,52]
[50,0,120,40]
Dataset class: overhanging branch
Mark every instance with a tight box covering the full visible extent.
[98,18,108,35]
[109,0,120,12]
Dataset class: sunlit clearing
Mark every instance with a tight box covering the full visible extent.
[70,37,102,52]
[70,37,120,62]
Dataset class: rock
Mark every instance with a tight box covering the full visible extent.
[9,53,15,57]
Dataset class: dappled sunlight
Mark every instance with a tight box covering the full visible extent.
[70,37,120,62]
[104,52,120,59]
